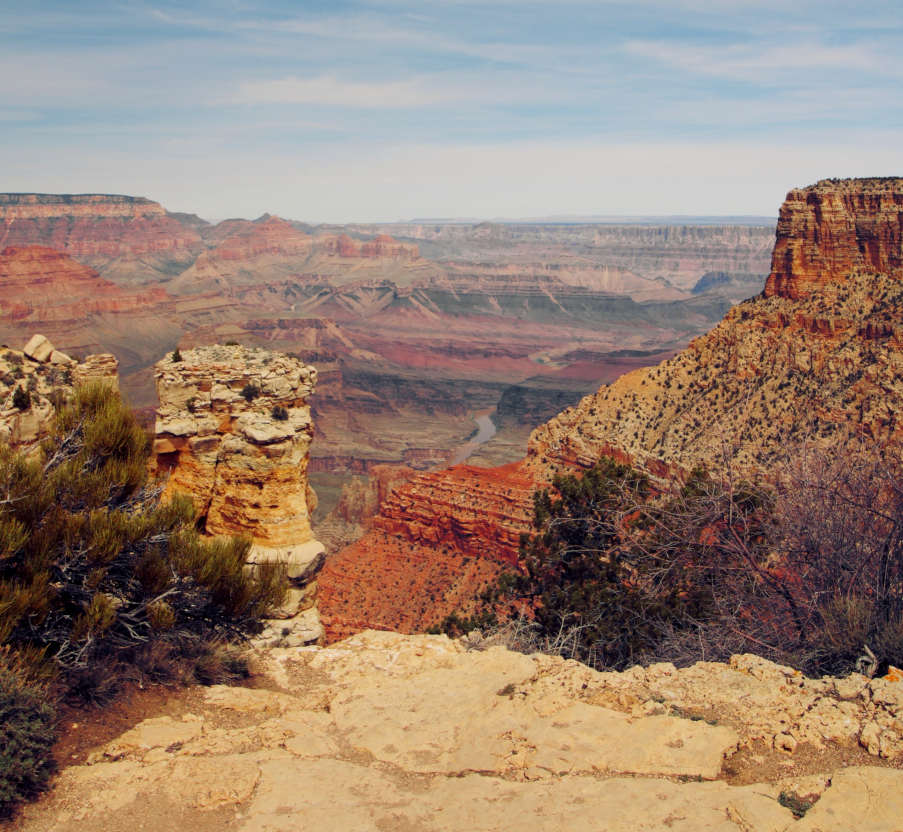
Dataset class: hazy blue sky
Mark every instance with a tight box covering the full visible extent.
[2,1,900,221]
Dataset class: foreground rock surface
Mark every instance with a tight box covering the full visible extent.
[14,632,903,831]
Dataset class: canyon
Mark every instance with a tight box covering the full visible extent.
[319,177,903,638]
[0,194,772,514]
[8,180,903,832]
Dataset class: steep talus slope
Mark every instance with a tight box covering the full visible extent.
[14,632,903,831]
[319,462,535,640]
[320,177,903,637]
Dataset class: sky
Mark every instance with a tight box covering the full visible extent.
[1,0,901,222]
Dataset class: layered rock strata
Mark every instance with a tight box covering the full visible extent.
[0,245,169,322]
[153,345,324,640]
[0,193,203,285]
[0,334,118,452]
[16,631,903,831]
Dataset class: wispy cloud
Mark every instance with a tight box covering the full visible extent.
[625,39,896,81]
[2,1,901,218]
[236,75,445,108]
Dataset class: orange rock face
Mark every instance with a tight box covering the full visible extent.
[318,462,536,639]
[152,345,318,547]
[765,178,903,300]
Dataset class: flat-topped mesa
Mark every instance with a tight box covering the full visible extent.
[0,193,203,285]
[153,345,325,636]
[765,178,903,300]
[0,334,119,452]
[0,193,165,220]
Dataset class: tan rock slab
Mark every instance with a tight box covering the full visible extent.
[87,715,203,763]
[328,645,736,778]
[23,333,53,362]
[793,767,903,831]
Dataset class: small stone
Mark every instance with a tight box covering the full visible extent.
[775,732,798,753]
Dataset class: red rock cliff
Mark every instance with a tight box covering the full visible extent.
[765,178,903,300]
[0,193,203,284]
[0,245,168,322]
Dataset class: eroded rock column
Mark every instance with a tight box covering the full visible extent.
[153,344,325,644]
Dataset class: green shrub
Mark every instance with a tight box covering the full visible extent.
[271,405,289,421]
[240,383,260,402]
[171,348,183,362]
[12,387,30,411]
[0,382,285,700]
[0,651,57,818]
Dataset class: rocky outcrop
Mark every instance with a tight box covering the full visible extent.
[152,345,324,638]
[0,335,118,452]
[16,631,903,831]
[765,178,903,300]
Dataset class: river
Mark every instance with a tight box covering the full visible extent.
[448,410,497,466]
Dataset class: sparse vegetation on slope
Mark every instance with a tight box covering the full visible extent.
[441,440,903,677]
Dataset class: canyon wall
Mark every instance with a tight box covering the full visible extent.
[0,193,203,285]
[0,192,763,480]
[153,345,324,640]
[319,177,903,639]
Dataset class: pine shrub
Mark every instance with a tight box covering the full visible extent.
[0,650,57,818]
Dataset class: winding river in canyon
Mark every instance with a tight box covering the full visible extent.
[448,410,497,466]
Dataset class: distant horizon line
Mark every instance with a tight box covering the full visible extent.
[0,192,777,227]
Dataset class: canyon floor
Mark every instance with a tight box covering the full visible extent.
[11,631,903,832]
